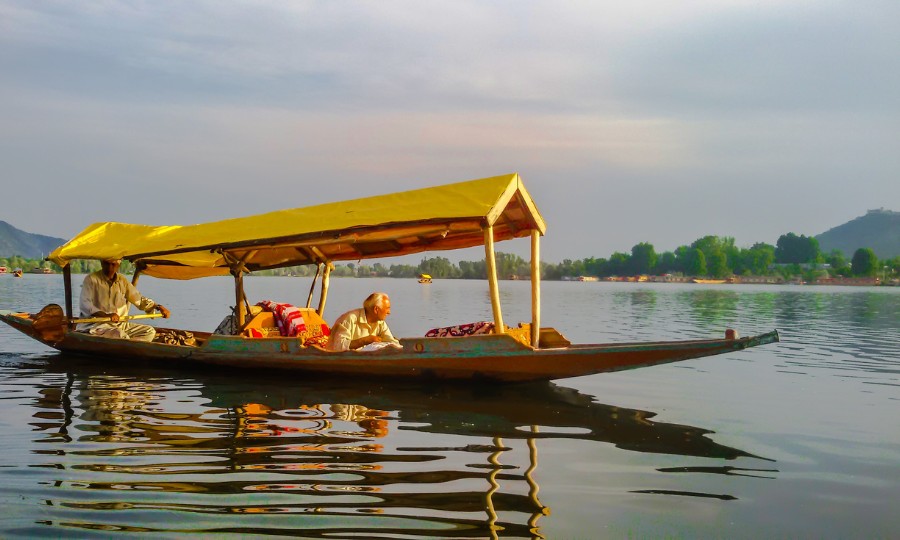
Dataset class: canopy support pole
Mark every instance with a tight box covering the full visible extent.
[484,225,505,334]
[225,250,257,328]
[63,264,73,321]
[131,268,142,287]
[317,262,332,317]
[306,263,322,308]
[531,230,541,348]
[235,270,246,327]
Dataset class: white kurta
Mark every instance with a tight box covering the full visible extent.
[78,270,158,341]
[327,307,399,351]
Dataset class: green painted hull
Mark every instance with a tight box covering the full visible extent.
[1,309,778,382]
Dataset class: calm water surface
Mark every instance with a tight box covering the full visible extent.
[0,275,897,538]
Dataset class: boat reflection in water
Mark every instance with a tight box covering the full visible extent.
[28,355,771,538]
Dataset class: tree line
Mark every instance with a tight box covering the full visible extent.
[255,233,899,281]
[1,256,108,275]
[3,232,897,281]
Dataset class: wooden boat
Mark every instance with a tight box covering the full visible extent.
[692,278,727,284]
[0,173,778,382]
[418,273,432,284]
[12,268,23,277]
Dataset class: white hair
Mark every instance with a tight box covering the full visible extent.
[363,292,388,310]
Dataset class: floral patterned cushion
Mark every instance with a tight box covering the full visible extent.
[425,321,494,338]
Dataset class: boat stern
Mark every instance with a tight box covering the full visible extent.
[0,309,48,342]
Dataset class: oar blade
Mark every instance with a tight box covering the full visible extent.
[31,304,68,343]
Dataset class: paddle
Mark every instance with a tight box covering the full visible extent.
[73,313,164,324]
[31,303,163,343]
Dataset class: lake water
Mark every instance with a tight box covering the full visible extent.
[0,274,897,538]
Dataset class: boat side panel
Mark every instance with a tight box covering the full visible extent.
[186,332,776,382]
[1,310,778,382]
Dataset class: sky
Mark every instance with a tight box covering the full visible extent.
[2,0,898,264]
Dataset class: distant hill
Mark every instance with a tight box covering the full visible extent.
[816,209,900,259]
[0,221,67,259]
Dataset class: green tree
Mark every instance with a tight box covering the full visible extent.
[851,248,878,276]
[802,266,827,284]
[740,243,775,275]
[655,251,677,274]
[540,261,560,280]
[418,257,457,278]
[724,242,741,275]
[775,233,820,264]
[884,257,899,280]
[494,252,527,279]
[824,250,850,277]
[330,264,354,277]
[606,252,630,276]
[582,257,606,277]
[372,263,389,277]
[629,242,657,275]
[706,251,729,278]
[673,246,694,274]
[458,260,486,279]
[389,264,418,278]
[690,236,734,277]
[557,258,586,279]
[684,248,707,276]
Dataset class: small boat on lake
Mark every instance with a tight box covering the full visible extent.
[12,268,23,278]
[692,278,727,284]
[0,173,778,382]
[418,273,433,284]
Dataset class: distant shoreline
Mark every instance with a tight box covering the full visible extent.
[3,271,895,287]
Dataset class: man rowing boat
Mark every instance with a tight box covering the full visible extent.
[78,258,170,341]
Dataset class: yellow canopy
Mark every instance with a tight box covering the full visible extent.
[49,173,546,280]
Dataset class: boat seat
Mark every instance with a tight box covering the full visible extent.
[242,306,330,347]
[213,305,263,335]
[511,324,571,348]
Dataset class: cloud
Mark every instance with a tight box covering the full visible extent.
[611,1,900,115]
[1,1,897,261]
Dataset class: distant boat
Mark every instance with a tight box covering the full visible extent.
[0,266,7,274]
[418,274,432,284]
[576,276,598,282]
[13,268,23,278]
[692,278,727,284]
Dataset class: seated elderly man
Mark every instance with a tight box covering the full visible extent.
[77,258,170,341]
[327,292,400,351]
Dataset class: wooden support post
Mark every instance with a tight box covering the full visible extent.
[228,250,257,328]
[317,262,332,317]
[63,264,73,321]
[484,225,505,334]
[306,263,322,308]
[531,230,541,348]
[235,270,246,327]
